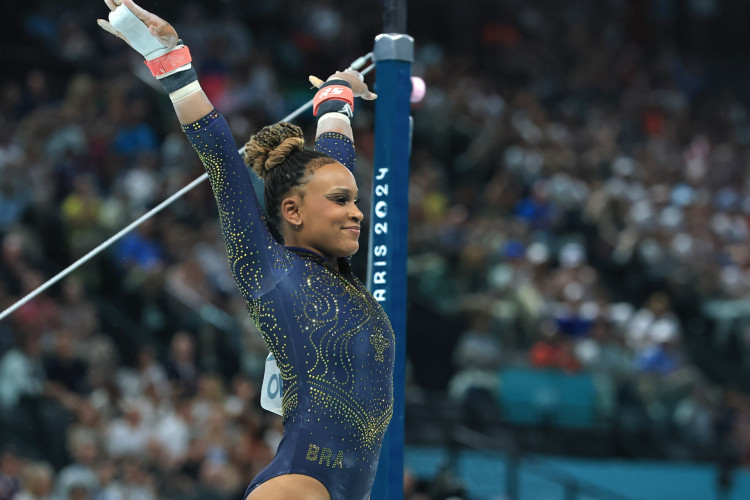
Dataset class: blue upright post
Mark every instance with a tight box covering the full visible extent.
[367,32,413,500]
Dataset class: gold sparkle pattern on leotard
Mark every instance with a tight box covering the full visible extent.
[184,111,295,300]
[290,254,394,452]
[369,332,389,362]
[248,298,298,417]
[184,114,394,499]
[315,132,356,170]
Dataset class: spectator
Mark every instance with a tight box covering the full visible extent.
[57,278,99,345]
[0,330,46,413]
[15,461,57,500]
[447,310,502,402]
[149,396,193,468]
[164,331,200,398]
[114,218,164,273]
[55,430,98,500]
[122,344,171,401]
[626,291,682,355]
[0,330,70,464]
[528,322,581,373]
[44,327,90,396]
[0,448,23,500]
[104,398,152,460]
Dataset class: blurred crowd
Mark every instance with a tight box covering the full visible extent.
[405,0,750,468]
[3,0,750,499]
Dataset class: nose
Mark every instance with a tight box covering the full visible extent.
[350,204,364,223]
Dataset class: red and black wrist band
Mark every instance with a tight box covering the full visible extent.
[144,44,200,98]
[313,79,354,118]
[144,45,192,78]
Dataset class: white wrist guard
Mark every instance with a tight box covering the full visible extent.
[318,112,351,126]
[109,4,170,61]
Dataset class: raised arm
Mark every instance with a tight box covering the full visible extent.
[97,0,377,296]
[310,70,377,172]
[98,0,292,299]
[311,70,377,141]
[98,0,213,124]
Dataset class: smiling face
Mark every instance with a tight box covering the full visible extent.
[282,162,363,260]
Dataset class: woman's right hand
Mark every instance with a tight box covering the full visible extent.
[97,0,179,59]
[98,0,210,124]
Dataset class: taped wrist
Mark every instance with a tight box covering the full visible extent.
[313,79,354,118]
[109,4,170,60]
[145,45,192,78]
[318,112,351,126]
[168,80,202,103]
[159,65,198,94]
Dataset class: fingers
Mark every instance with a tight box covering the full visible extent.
[104,0,151,26]
[119,0,179,49]
[310,71,378,100]
[309,75,325,88]
[99,0,129,44]
[330,70,355,82]
[104,0,121,12]
[149,23,179,49]
[333,71,378,100]
[97,19,118,37]
[341,69,365,81]
[96,19,120,37]
[121,0,156,23]
[97,18,131,45]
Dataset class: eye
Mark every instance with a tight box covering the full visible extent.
[329,195,348,204]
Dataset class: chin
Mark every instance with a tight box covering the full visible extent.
[341,243,359,257]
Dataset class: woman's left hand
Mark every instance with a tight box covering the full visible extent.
[309,70,377,100]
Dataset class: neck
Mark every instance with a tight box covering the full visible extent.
[327,256,339,271]
[284,245,339,271]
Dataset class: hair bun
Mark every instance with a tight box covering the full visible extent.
[243,122,306,180]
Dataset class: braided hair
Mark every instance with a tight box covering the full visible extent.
[243,122,334,232]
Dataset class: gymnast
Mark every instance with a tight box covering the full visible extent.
[97,1,394,499]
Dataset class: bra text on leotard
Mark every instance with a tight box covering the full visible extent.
[306,443,345,468]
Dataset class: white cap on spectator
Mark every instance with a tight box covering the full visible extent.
[526,242,549,265]
[612,156,637,177]
[650,319,679,343]
[608,302,634,326]
[559,242,585,268]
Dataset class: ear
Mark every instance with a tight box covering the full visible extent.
[280,195,302,226]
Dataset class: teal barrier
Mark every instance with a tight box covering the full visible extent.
[497,368,597,429]
[405,446,750,500]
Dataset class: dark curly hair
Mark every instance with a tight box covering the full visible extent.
[243,122,334,232]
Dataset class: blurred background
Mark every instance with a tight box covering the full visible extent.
[3,0,750,499]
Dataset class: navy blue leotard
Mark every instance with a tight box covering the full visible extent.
[183,110,394,500]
